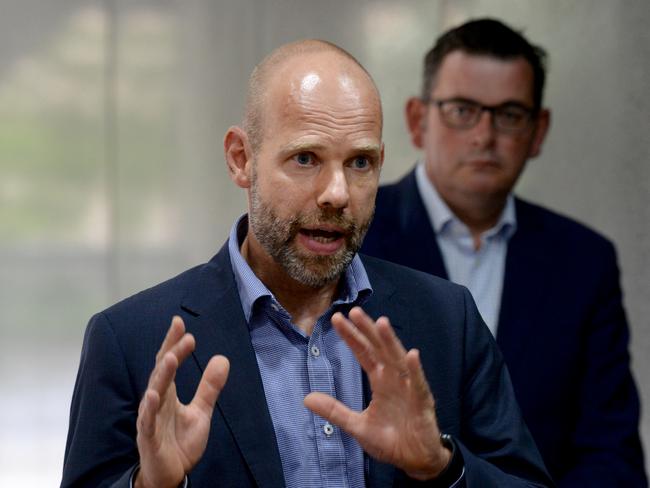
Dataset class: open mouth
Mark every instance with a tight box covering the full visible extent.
[299,228,344,243]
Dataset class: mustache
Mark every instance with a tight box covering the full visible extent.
[291,209,357,232]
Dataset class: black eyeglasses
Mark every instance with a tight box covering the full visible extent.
[428,98,537,133]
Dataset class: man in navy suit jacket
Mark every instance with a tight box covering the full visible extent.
[361,19,646,486]
[62,39,552,487]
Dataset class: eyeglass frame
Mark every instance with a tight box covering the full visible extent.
[425,97,539,133]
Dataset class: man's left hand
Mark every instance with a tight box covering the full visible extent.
[304,307,451,480]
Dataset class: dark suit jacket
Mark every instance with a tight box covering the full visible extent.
[361,168,647,487]
[62,242,553,487]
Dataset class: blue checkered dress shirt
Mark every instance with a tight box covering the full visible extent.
[228,216,373,488]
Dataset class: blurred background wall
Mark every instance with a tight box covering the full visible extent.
[0,0,648,485]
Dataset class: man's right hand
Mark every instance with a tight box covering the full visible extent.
[135,316,230,488]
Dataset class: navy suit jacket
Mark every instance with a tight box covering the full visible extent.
[361,168,647,487]
[62,242,553,487]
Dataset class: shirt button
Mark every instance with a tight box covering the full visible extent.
[323,423,334,436]
[310,345,320,357]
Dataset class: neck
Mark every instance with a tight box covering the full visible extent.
[241,234,338,336]
[438,188,508,250]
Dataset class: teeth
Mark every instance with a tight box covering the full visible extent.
[303,228,342,243]
[312,235,336,243]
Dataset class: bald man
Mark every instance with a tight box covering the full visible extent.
[62,40,552,488]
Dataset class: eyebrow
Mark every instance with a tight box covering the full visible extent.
[280,141,328,154]
[353,144,382,155]
[445,96,532,109]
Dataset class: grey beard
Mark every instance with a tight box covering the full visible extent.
[248,182,372,289]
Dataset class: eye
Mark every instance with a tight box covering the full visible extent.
[351,156,371,170]
[294,152,314,166]
[501,109,525,122]
[451,103,475,118]
[495,105,532,130]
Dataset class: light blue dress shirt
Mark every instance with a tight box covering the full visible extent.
[415,162,517,336]
[131,214,465,487]
[228,216,371,488]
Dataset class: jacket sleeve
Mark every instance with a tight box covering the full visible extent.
[61,312,139,488]
[557,244,646,487]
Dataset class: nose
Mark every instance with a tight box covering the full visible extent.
[316,165,350,209]
[471,110,497,148]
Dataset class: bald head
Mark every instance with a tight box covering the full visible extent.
[243,39,382,154]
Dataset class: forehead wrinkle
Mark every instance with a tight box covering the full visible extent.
[264,69,382,147]
[286,89,378,115]
[296,121,379,143]
[292,104,380,130]
[287,119,379,148]
[270,93,381,146]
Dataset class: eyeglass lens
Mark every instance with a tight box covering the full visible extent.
[436,100,533,132]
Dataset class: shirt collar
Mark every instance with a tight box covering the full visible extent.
[415,161,517,240]
[228,214,372,324]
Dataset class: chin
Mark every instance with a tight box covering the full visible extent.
[278,244,355,288]
[464,174,512,192]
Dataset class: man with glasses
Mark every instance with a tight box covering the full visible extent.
[362,18,646,486]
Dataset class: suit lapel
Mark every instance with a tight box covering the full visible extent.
[181,244,285,488]
[361,365,396,488]
[497,199,553,366]
[396,170,448,279]
[360,262,403,487]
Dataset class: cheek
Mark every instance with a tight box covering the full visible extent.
[255,179,305,215]
[350,184,378,214]
[426,123,465,154]
[277,193,307,216]
[425,134,466,177]
[497,137,534,168]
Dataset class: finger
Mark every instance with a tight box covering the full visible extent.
[376,316,409,364]
[155,316,186,363]
[191,355,230,414]
[331,312,378,373]
[168,332,196,366]
[348,307,383,351]
[138,389,161,438]
[148,333,195,394]
[148,351,180,398]
[304,392,361,437]
[405,349,435,406]
[351,310,409,375]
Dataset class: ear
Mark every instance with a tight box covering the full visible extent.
[528,108,551,159]
[405,97,427,149]
[224,126,253,188]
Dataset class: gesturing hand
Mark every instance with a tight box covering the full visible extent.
[304,307,451,481]
[135,316,230,488]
